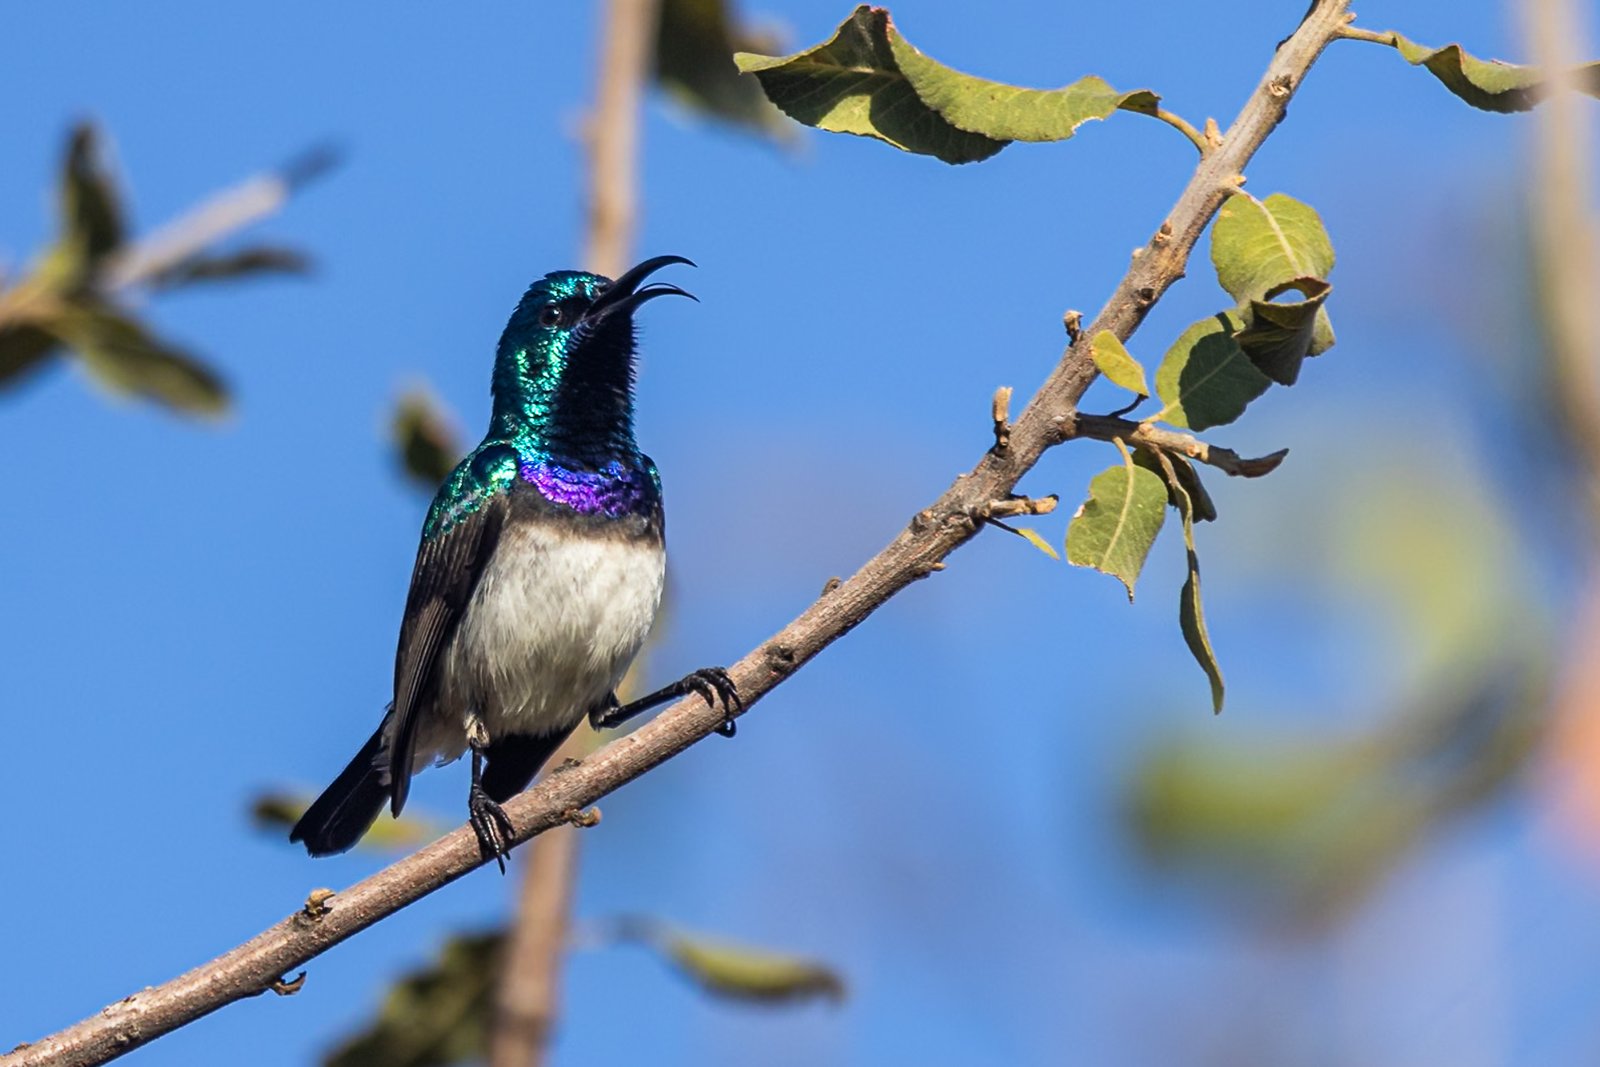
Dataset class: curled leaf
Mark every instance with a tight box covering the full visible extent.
[1385,31,1600,113]
[145,246,311,290]
[1235,277,1333,386]
[1133,446,1217,523]
[61,122,126,269]
[656,0,791,138]
[1148,451,1224,712]
[733,6,1155,163]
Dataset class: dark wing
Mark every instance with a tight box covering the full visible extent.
[386,490,510,815]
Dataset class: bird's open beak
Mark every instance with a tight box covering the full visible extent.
[585,254,697,323]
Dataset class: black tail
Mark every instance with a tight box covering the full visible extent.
[291,727,390,856]
[481,731,570,802]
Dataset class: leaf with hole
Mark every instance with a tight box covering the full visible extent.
[733,6,1156,163]
[1091,330,1149,396]
[40,300,227,417]
[1211,192,1334,304]
[657,0,792,139]
[1154,312,1271,431]
[1384,32,1600,113]
[1066,442,1167,600]
[1235,277,1333,386]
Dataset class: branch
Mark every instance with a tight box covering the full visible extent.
[0,4,1354,1065]
[1074,413,1290,478]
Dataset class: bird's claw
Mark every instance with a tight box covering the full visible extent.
[686,667,742,738]
[468,787,515,873]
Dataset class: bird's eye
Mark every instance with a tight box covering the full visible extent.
[538,304,564,328]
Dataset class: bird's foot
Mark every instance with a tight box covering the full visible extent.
[685,667,743,737]
[468,785,515,873]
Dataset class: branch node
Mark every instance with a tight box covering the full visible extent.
[268,973,305,997]
[991,386,1013,452]
[563,807,602,829]
[1153,222,1174,244]
[909,509,936,533]
[765,643,797,672]
[1136,287,1157,305]
[1204,118,1224,149]
[1269,73,1294,97]
[821,576,842,596]
[981,495,1059,520]
[1063,310,1083,345]
[299,889,335,923]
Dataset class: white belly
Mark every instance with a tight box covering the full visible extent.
[428,524,665,762]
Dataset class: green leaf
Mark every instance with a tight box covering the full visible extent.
[1235,277,1333,386]
[885,27,1158,142]
[1066,440,1167,600]
[1091,330,1149,396]
[1148,451,1224,712]
[1133,446,1216,523]
[735,6,1004,163]
[1211,192,1334,305]
[61,122,126,266]
[612,917,846,1005]
[40,300,228,417]
[393,390,464,491]
[656,0,792,139]
[146,246,311,290]
[0,324,62,388]
[1385,32,1600,113]
[326,932,502,1067]
[1153,312,1271,431]
[1014,526,1061,559]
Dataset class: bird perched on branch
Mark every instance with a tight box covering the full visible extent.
[292,256,740,866]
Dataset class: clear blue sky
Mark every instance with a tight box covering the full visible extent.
[3,2,1598,1064]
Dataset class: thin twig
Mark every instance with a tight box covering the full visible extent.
[0,6,1355,1065]
[1334,25,1397,46]
[1151,108,1211,154]
[1074,413,1289,478]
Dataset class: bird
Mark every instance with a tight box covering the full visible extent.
[291,255,740,866]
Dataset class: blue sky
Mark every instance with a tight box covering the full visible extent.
[3,2,1599,1065]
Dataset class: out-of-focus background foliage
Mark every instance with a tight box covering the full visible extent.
[3,2,1599,1064]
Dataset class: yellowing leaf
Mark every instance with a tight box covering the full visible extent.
[1091,330,1149,396]
[1066,440,1167,600]
[1015,526,1060,559]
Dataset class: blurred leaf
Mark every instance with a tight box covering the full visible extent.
[611,917,846,1005]
[44,122,127,289]
[1150,450,1225,712]
[326,932,501,1067]
[656,0,791,138]
[1235,277,1333,386]
[40,300,227,417]
[0,323,61,388]
[1133,446,1217,523]
[145,245,311,290]
[1211,192,1334,305]
[393,390,464,491]
[1384,31,1600,112]
[1014,526,1061,559]
[1065,440,1167,601]
[1153,312,1270,431]
[1091,330,1149,396]
[734,7,1158,163]
[249,790,444,851]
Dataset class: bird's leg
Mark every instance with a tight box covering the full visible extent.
[467,741,515,873]
[589,667,743,736]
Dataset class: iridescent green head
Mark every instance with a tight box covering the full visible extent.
[490,255,695,463]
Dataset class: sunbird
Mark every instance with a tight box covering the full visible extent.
[292,256,739,865]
